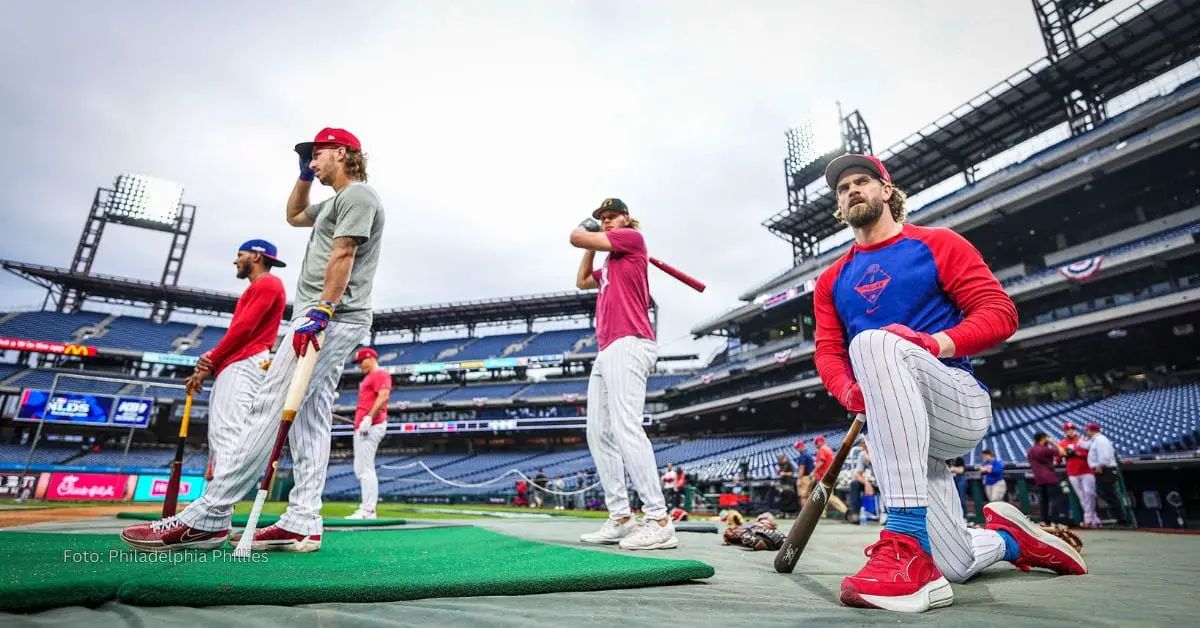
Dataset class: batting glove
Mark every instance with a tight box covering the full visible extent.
[837,380,866,414]
[298,154,316,182]
[881,323,941,356]
[579,217,602,232]
[293,301,334,357]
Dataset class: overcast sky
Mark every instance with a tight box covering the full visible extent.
[0,0,1053,363]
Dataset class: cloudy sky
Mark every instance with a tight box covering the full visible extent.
[0,0,1055,362]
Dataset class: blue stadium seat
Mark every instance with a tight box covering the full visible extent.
[451,333,532,361]
[511,328,594,357]
[86,316,196,352]
[0,311,107,343]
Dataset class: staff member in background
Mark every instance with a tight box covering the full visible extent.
[777,454,798,516]
[1086,423,1125,526]
[794,440,815,507]
[978,450,1006,502]
[348,347,390,520]
[1060,422,1099,528]
[661,464,677,509]
[571,198,677,550]
[1027,432,1067,525]
[812,435,849,517]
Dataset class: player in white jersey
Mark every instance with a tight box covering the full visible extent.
[185,239,287,483]
[814,154,1087,612]
[570,198,678,551]
[122,127,386,553]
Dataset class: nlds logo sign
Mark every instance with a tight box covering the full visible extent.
[47,396,93,418]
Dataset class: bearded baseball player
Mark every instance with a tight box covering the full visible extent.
[814,154,1086,612]
[570,198,678,551]
[348,347,390,520]
[122,127,385,552]
[185,239,287,482]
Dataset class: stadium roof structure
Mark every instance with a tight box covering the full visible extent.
[1,259,651,334]
[1,260,268,317]
[763,0,1200,249]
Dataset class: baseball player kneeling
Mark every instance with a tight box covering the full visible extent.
[814,154,1087,613]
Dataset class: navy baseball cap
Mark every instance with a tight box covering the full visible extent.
[824,153,893,189]
[238,239,286,268]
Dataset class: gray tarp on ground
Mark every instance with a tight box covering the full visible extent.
[4,516,1199,627]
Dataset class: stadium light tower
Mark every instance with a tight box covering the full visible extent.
[779,99,873,261]
[60,174,197,322]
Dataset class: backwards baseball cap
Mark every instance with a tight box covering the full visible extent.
[354,347,379,362]
[238,239,286,268]
[824,153,893,189]
[294,127,362,162]
[592,197,629,219]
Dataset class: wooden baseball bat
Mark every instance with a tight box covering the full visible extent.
[649,256,706,293]
[162,391,194,517]
[233,333,323,558]
[774,414,866,573]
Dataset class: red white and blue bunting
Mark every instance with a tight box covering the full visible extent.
[1058,255,1104,282]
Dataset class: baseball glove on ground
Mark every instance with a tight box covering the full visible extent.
[1037,522,1085,553]
[747,527,785,551]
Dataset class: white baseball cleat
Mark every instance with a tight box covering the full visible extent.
[619,519,679,550]
[346,509,376,520]
[580,517,638,544]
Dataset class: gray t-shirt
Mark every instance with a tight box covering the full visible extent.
[299,182,385,326]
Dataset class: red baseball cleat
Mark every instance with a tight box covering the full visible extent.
[984,502,1087,575]
[840,531,954,613]
[230,524,322,552]
[120,516,229,552]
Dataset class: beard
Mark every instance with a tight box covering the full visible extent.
[844,198,886,229]
[236,262,251,279]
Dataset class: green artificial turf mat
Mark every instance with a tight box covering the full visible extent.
[1,527,714,611]
[1,531,173,612]
[114,512,406,527]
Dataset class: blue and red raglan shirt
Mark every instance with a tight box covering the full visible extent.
[813,224,1018,398]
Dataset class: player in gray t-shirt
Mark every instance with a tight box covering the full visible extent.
[121,127,386,553]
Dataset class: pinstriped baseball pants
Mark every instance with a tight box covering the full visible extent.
[849,329,1006,583]
[586,335,668,520]
[206,350,269,480]
[177,318,367,535]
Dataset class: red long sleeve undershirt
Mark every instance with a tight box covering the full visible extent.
[813,225,1018,400]
[205,274,287,376]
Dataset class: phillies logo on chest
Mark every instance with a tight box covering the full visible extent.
[854,264,891,313]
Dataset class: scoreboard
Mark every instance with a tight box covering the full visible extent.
[16,389,154,429]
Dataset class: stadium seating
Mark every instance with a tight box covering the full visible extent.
[519,379,589,398]
[1005,221,1200,289]
[511,328,595,357]
[85,316,196,352]
[69,448,176,468]
[391,338,470,364]
[647,374,692,392]
[450,333,531,361]
[0,443,81,465]
[3,369,128,394]
[437,383,529,402]
[0,311,107,343]
[0,363,25,383]
[182,326,230,356]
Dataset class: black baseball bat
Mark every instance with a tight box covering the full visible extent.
[774,414,866,573]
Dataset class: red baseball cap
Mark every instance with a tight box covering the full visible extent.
[824,153,892,189]
[354,347,378,362]
[1085,422,1101,432]
[814,435,826,444]
[1062,422,1078,431]
[295,127,362,161]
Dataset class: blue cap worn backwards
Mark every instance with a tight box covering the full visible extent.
[238,239,286,268]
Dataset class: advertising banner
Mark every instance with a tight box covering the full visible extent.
[17,390,113,424]
[0,336,97,357]
[44,472,136,501]
[0,473,45,499]
[133,474,206,501]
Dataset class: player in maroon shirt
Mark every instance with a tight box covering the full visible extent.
[570,198,677,551]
